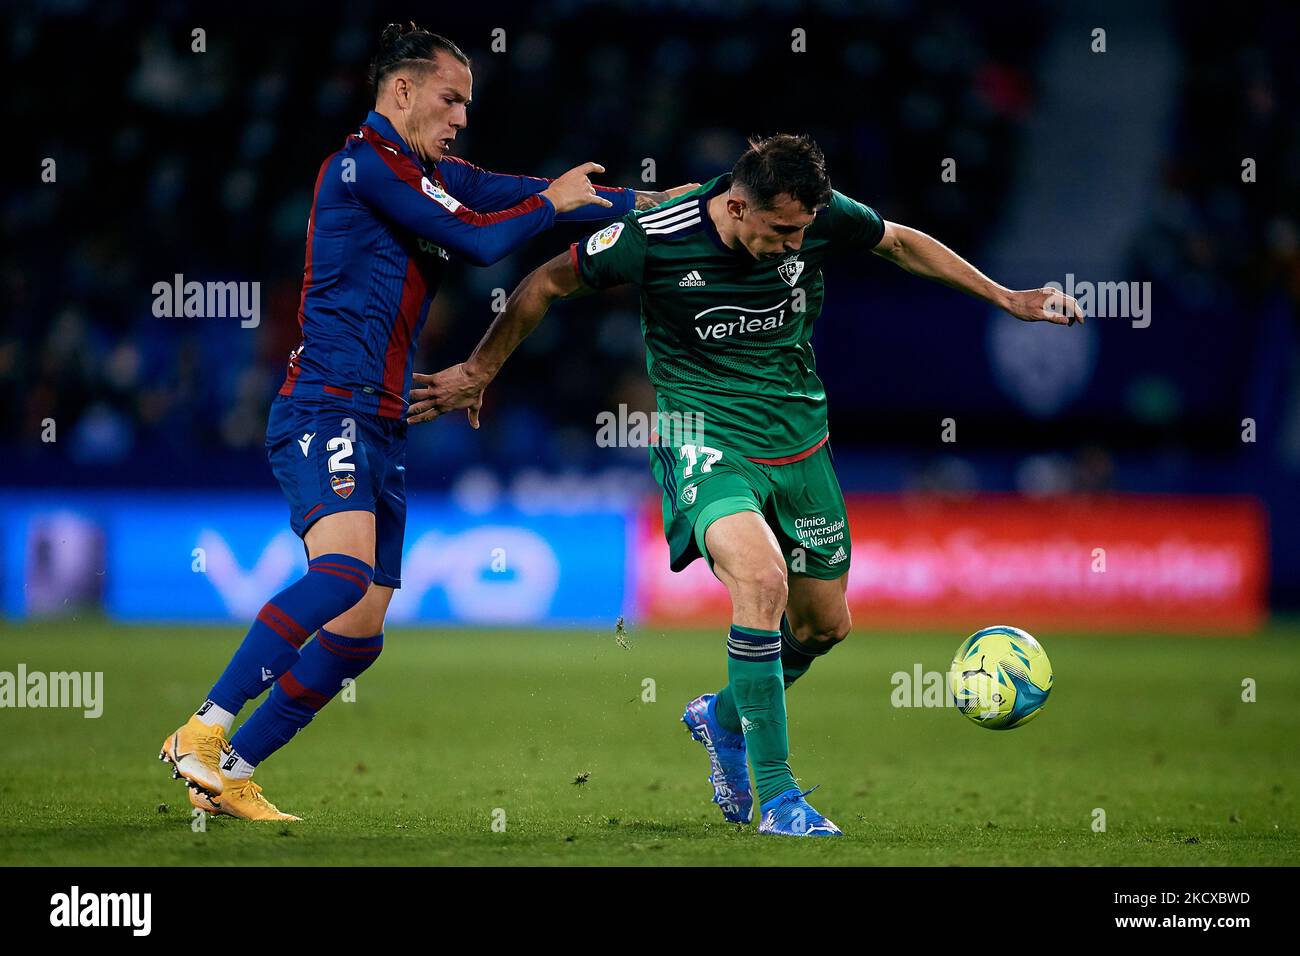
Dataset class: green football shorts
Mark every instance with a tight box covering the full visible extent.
[648,440,851,579]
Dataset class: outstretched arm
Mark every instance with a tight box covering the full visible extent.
[406,250,589,426]
[438,155,698,221]
[872,220,1084,325]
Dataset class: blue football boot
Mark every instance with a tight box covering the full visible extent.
[682,693,754,824]
[757,786,843,837]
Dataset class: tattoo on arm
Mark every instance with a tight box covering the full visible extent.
[634,190,670,210]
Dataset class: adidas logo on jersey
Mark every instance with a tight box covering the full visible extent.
[828,546,848,565]
[679,270,706,287]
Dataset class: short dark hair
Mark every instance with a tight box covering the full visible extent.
[369,22,470,99]
[731,134,832,212]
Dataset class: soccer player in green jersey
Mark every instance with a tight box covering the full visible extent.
[408,134,1082,836]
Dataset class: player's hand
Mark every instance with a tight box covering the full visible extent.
[407,364,487,427]
[1004,288,1086,326]
[541,162,614,213]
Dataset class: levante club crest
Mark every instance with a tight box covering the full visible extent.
[330,474,356,499]
[778,256,804,287]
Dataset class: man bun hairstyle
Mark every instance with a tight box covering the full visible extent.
[731,134,833,212]
[369,22,470,98]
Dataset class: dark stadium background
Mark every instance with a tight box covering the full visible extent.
[4,0,1298,607]
[6,0,1300,879]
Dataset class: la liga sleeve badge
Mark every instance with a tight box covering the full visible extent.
[586,222,624,255]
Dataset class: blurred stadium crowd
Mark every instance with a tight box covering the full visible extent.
[4,0,1297,496]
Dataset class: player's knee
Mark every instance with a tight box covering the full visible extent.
[348,610,387,638]
[328,604,384,638]
[834,604,853,643]
[794,605,852,649]
[324,583,392,638]
[731,563,789,620]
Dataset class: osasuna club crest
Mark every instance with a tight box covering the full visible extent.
[778,256,804,287]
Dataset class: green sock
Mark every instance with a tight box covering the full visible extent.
[714,683,742,734]
[778,615,830,688]
[715,614,830,732]
[726,624,796,805]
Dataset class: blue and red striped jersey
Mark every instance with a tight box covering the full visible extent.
[279,110,634,418]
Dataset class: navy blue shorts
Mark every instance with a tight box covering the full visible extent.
[265,395,407,589]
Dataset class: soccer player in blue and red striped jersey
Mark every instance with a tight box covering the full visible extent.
[159,23,692,820]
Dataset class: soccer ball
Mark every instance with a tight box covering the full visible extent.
[948,625,1053,730]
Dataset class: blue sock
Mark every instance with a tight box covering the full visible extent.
[227,628,384,767]
[205,554,373,715]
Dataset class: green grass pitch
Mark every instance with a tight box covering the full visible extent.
[2,619,1298,866]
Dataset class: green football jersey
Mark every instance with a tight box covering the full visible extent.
[573,174,884,459]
